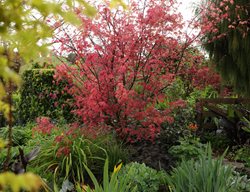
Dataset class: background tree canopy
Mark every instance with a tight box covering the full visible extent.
[200,0,250,96]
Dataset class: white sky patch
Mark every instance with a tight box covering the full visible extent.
[177,0,200,21]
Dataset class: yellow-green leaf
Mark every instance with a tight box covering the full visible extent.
[0,138,6,149]
[110,0,127,9]
[0,172,43,192]
[81,1,97,17]
[62,11,81,26]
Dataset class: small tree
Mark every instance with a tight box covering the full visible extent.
[54,0,219,142]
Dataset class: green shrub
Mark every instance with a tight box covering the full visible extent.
[163,78,186,102]
[0,123,33,146]
[187,85,219,106]
[16,63,73,124]
[160,106,196,147]
[159,83,219,148]
[0,146,20,170]
[234,145,250,167]
[118,162,167,192]
[166,144,240,192]
[201,132,233,152]
[168,136,206,161]
[231,171,250,192]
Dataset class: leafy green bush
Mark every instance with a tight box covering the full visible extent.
[16,63,73,124]
[231,171,250,192]
[0,146,19,170]
[0,123,32,170]
[118,162,167,192]
[0,123,33,146]
[201,131,233,152]
[166,144,240,192]
[163,78,186,102]
[168,136,206,161]
[159,82,219,148]
[160,106,196,147]
[187,85,219,106]
[234,145,250,167]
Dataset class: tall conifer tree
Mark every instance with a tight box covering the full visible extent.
[201,0,250,95]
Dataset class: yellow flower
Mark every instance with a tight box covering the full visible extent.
[113,162,122,173]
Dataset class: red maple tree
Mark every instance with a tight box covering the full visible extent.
[53,0,219,142]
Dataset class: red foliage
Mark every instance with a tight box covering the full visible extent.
[197,0,249,41]
[56,146,70,157]
[33,117,56,135]
[191,66,221,89]
[53,0,220,142]
[171,47,221,91]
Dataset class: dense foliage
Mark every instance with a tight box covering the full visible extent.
[0,0,249,191]
[16,64,72,124]
[166,144,249,192]
[118,162,167,192]
[199,0,250,95]
[54,0,220,142]
[27,117,129,187]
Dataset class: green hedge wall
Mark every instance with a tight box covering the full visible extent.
[16,64,73,124]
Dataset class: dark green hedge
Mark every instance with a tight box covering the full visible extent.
[16,64,73,124]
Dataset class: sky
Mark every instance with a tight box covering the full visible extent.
[178,0,200,21]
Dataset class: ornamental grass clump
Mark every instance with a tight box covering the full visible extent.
[166,144,240,192]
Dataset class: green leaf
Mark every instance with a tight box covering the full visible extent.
[242,126,250,133]
[83,162,101,189]
[110,0,127,9]
[62,11,81,26]
[103,158,109,191]
[81,1,97,17]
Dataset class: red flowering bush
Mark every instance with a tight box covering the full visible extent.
[32,117,56,135]
[174,48,221,94]
[32,116,110,159]
[32,116,71,157]
[191,66,220,90]
[52,0,221,142]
